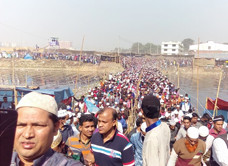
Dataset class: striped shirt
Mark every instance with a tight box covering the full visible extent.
[91,130,135,166]
[66,134,91,157]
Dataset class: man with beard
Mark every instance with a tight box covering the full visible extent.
[66,114,95,162]
[176,116,191,140]
[169,120,178,150]
[167,127,206,166]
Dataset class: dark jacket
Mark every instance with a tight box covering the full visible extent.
[10,148,83,166]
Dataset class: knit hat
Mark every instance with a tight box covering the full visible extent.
[16,91,58,116]
[141,95,160,119]
[187,127,199,139]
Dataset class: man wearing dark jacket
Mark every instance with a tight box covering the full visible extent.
[11,92,82,166]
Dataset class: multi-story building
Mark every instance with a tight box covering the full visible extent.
[161,41,183,55]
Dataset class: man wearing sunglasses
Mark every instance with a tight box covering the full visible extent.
[167,127,206,166]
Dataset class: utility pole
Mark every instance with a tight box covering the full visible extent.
[137,42,139,54]
[79,35,85,65]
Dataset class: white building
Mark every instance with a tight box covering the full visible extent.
[161,41,183,55]
[189,41,228,59]
[59,41,73,49]
[189,41,228,52]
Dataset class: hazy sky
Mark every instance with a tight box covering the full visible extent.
[1,0,228,51]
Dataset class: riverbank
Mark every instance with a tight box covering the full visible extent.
[0,59,124,97]
[161,66,226,77]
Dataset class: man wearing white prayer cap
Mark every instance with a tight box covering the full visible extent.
[199,126,209,141]
[167,127,206,166]
[11,91,83,166]
[58,109,74,143]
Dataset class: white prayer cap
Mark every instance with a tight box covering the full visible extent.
[186,113,192,118]
[66,105,71,110]
[173,110,179,114]
[140,122,147,132]
[16,91,58,116]
[51,130,62,149]
[67,111,72,118]
[199,126,209,137]
[58,109,67,118]
[106,103,110,106]
[77,112,82,118]
[138,112,143,116]
[85,112,91,115]
[187,127,199,139]
[169,120,176,126]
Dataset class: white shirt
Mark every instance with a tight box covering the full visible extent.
[212,134,228,166]
[117,121,123,133]
[142,122,170,166]
[0,102,11,109]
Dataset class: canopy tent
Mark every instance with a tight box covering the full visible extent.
[16,87,74,105]
[205,97,228,122]
[24,54,33,60]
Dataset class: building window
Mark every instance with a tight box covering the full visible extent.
[208,46,211,50]
[164,44,168,47]
[164,49,167,51]
[172,49,176,51]
[172,44,176,47]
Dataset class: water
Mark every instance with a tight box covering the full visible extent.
[0,68,228,114]
[167,70,228,115]
[0,69,101,97]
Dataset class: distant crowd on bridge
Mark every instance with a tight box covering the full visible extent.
[3,56,227,166]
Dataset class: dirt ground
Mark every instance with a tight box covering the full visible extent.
[0,59,124,76]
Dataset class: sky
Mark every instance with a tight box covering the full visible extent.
[1,0,228,51]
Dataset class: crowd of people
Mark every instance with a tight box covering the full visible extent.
[0,50,101,64]
[8,57,228,166]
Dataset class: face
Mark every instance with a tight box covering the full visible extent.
[183,119,191,129]
[3,97,7,102]
[15,107,58,162]
[141,130,146,136]
[98,110,116,135]
[58,117,66,126]
[170,125,175,130]
[79,121,95,138]
[191,117,198,124]
[186,136,198,146]
[213,121,224,133]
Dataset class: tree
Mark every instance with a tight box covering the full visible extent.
[131,42,144,54]
[182,38,194,52]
